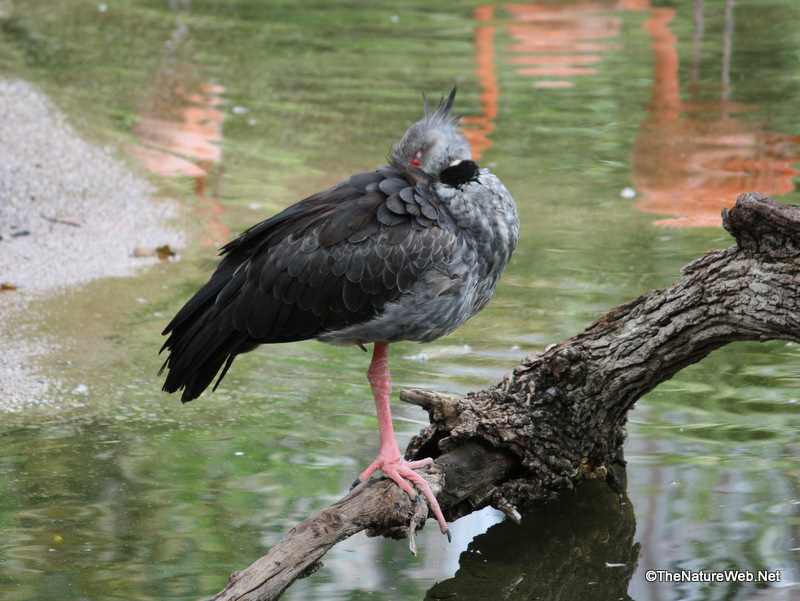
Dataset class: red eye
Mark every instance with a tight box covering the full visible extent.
[409,149,423,168]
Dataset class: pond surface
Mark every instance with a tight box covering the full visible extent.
[2,1,800,600]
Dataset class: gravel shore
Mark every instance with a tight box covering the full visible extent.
[0,78,185,411]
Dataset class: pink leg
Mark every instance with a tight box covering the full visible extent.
[355,342,449,537]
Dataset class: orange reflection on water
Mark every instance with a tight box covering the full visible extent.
[631,5,800,227]
[504,3,623,66]
[464,3,626,157]
[130,21,229,246]
[468,1,800,228]
[461,6,498,161]
[135,90,224,167]
[133,79,229,245]
[634,124,800,228]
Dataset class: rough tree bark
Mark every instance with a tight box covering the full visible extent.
[207,193,800,601]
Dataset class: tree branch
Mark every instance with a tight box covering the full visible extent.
[206,193,800,601]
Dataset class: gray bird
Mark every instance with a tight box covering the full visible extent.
[160,89,519,535]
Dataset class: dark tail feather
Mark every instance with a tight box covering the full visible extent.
[160,259,255,402]
[160,305,251,402]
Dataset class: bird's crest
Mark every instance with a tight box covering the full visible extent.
[422,88,460,126]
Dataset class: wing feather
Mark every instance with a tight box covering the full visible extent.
[246,289,281,339]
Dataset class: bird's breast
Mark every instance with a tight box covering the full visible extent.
[435,170,519,267]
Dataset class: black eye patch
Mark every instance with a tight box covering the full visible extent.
[439,160,480,189]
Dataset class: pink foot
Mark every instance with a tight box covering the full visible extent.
[355,447,450,538]
[353,343,450,539]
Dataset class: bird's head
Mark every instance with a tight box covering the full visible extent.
[388,88,472,177]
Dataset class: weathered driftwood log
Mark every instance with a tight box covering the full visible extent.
[208,193,800,601]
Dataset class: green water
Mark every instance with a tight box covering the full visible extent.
[2,1,800,599]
